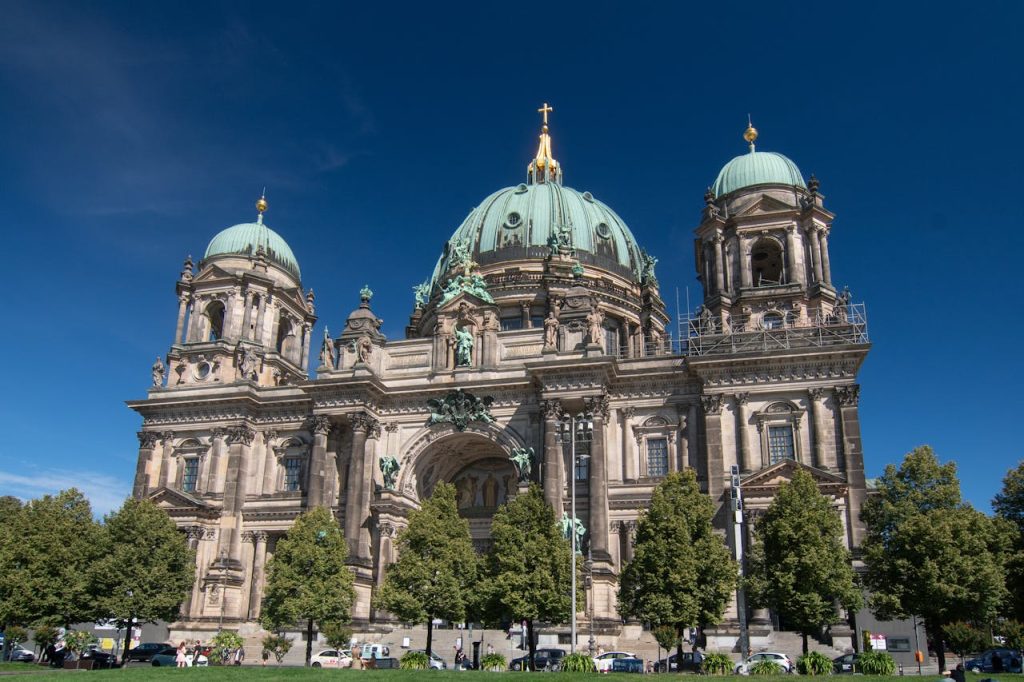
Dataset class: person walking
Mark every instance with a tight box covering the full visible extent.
[175,642,187,668]
[233,645,245,666]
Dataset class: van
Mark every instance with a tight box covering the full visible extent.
[360,644,391,660]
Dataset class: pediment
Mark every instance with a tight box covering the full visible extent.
[740,459,848,498]
[436,290,497,313]
[191,265,235,283]
[735,194,796,217]
[148,486,208,510]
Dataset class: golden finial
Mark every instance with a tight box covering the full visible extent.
[744,114,758,151]
[538,102,553,132]
[256,188,268,214]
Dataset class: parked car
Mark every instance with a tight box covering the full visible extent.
[409,649,447,669]
[965,648,1023,673]
[611,657,645,674]
[510,648,566,671]
[311,649,353,668]
[4,645,35,662]
[123,642,168,663]
[594,651,637,673]
[654,650,704,673]
[81,649,120,669]
[150,646,181,666]
[833,652,862,673]
[735,652,793,674]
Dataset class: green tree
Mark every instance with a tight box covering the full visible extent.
[0,490,102,628]
[994,461,1024,534]
[862,446,1007,672]
[91,498,196,658]
[0,496,24,661]
[260,507,355,666]
[618,470,738,666]
[373,482,477,657]
[943,622,988,665]
[261,634,293,664]
[745,469,862,653]
[478,484,574,670]
[994,462,1024,620]
[320,621,352,651]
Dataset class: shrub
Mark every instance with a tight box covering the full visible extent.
[999,620,1024,652]
[4,626,27,648]
[702,652,733,675]
[33,625,60,656]
[653,624,678,652]
[210,630,244,665]
[63,630,97,655]
[261,634,292,664]
[798,651,834,676]
[321,622,353,651]
[560,652,596,672]
[400,651,430,669]
[857,650,896,675]
[749,659,783,675]
[481,653,507,671]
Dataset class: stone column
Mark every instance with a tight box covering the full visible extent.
[701,395,725,502]
[180,526,203,618]
[255,295,268,346]
[541,400,564,511]
[300,323,312,369]
[687,403,698,470]
[205,428,227,494]
[713,235,725,294]
[809,228,824,283]
[734,393,752,473]
[156,432,175,489]
[174,294,190,345]
[737,237,751,289]
[133,432,160,497]
[835,385,867,548]
[808,389,830,470]
[586,396,611,561]
[621,407,637,482]
[247,531,268,619]
[241,291,254,340]
[819,229,833,286]
[307,416,331,507]
[223,290,239,339]
[324,427,341,506]
[676,408,690,470]
[345,414,377,562]
[785,226,800,286]
[218,424,255,565]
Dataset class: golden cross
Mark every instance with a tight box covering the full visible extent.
[538,102,553,126]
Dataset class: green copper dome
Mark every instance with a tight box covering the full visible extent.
[204,218,301,281]
[429,181,646,288]
[712,150,806,197]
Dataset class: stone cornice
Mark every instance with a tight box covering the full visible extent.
[688,347,867,388]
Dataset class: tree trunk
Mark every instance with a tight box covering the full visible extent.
[305,618,314,667]
[123,617,134,665]
[426,618,433,658]
[802,632,809,654]
[676,626,685,673]
[935,637,947,673]
[527,619,536,671]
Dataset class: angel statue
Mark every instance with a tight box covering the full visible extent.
[509,446,534,484]
[379,455,400,491]
[560,513,586,552]
[318,327,335,369]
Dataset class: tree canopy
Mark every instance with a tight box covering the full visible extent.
[373,482,478,656]
[261,507,355,666]
[862,446,1006,672]
[617,470,737,662]
[745,469,861,653]
[994,461,1024,621]
[479,484,574,670]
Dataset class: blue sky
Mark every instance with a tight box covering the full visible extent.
[0,1,1021,515]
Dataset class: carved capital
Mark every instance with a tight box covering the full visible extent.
[701,394,724,415]
[263,429,278,444]
[541,399,564,421]
[621,406,636,420]
[137,431,160,449]
[835,385,860,407]
[350,412,379,435]
[241,530,256,543]
[808,387,825,402]
[734,392,750,407]
[227,425,256,446]
[379,522,398,539]
[211,427,228,441]
[184,525,206,541]
[586,395,610,420]
[384,422,399,433]
[309,415,332,436]
[160,431,175,445]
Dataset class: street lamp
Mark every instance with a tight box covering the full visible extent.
[729,465,749,657]
[584,551,595,656]
[560,412,592,654]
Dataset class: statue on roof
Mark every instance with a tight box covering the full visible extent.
[413,281,430,308]
[509,446,534,484]
[641,250,658,287]
[454,326,474,367]
[151,356,165,387]
[319,328,335,369]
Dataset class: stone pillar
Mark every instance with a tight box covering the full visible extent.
[308,416,331,508]
[541,400,564,511]
[247,531,268,619]
[586,396,611,561]
[835,385,867,548]
[156,432,175,489]
[133,432,160,497]
[324,427,341,506]
[174,294,189,345]
[241,291,254,340]
[713,235,725,294]
[676,408,690,470]
[300,323,312,370]
[181,527,203,618]
[345,414,377,562]
[734,393,752,473]
[218,425,255,564]
[809,228,824,283]
[819,229,833,286]
[785,226,800,285]
[255,295,268,346]
[205,428,227,494]
[739,237,752,289]
[687,403,698,470]
[808,389,830,469]
[701,395,725,502]
[621,407,637,482]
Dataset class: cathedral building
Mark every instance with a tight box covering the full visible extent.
[129,108,870,650]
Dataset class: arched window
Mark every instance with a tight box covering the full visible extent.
[205,301,226,341]
[276,317,293,355]
[751,238,784,286]
[762,312,784,330]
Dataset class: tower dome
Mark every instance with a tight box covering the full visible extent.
[712,122,806,197]
[203,196,301,280]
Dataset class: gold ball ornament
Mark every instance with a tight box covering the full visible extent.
[256,196,268,213]
[743,124,758,144]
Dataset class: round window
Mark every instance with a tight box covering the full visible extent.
[595,222,612,239]
[583,191,595,202]
[505,212,522,229]
[195,362,211,380]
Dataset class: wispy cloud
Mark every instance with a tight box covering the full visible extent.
[0,469,131,518]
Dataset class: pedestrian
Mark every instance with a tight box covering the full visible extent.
[455,648,466,670]
[233,645,245,666]
[261,648,269,666]
[487,643,494,656]
[175,642,187,668]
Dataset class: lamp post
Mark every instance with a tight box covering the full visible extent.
[585,551,595,656]
[729,465,749,658]
[561,412,592,654]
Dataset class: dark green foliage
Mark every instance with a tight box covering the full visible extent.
[478,484,574,670]
[994,461,1024,534]
[999,619,1024,652]
[31,625,59,656]
[798,651,835,676]
[749,659,783,675]
[746,469,861,654]
[560,652,596,672]
[995,462,1024,621]
[618,471,737,665]
[862,446,1006,672]
[260,507,354,666]
[653,624,678,651]
[400,651,430,669]
[701,652,733,675]
[3,626,26,648]
[857,651,896,675]
[373,483,477,656]
[211,631,244,664]
[261,634,292,664]
[480,653,507,670]
[943,622,989,663]
[320,622,352,651]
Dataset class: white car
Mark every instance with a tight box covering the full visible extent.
[735,652,793,674]
[409,649,447,669]
[310,649,353,668]
[593,651,637,673]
